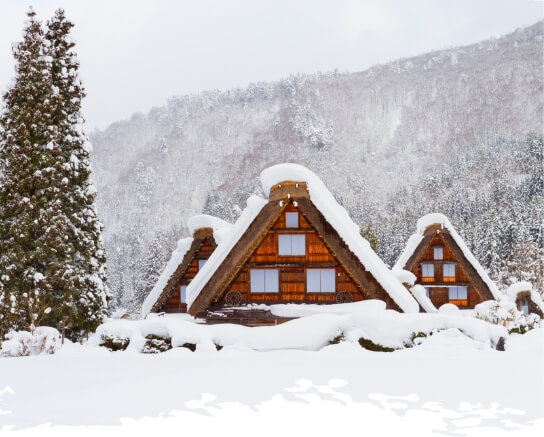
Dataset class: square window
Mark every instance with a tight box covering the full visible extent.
[180,285,187,303]
[250,269,278,293]
[278,234,305,256]
[198,259,207,270]
[307,269,336,293]
[433,246,443,260]
[422,263,434,279]
[448,286,467,300]
[285,212,299,228]
[521,304,529,315]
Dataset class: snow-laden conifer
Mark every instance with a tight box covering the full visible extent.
[44,9,110,335]
[0,9,58,336]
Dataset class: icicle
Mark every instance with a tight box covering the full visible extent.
[293,201,298,207]
[279,200,284,206]
[287,193,291,199]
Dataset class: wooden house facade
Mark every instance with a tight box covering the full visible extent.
[185,167,419,321]
[394,215,498,310]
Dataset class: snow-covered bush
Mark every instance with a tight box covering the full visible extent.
[99,333,130,351]
[1,327,61,357]
[474,296,538,334]
[142,334,172,353]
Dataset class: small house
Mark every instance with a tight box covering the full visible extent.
[394,213,498,309]
[141,215,231,316]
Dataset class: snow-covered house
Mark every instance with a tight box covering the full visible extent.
[177,163,419,323]
[141,215,231,315]
[506,282,544,318]
[394,214,499,310]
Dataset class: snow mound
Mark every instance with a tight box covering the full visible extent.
[187,214,232,244]
[392,268,416,286]
[1,327,61,357]
[96,301,507,353]
[394,212,500,298]
[260,163,419,313]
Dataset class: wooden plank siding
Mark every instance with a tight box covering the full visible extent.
[219,205,363,305]
[403,229,493,309]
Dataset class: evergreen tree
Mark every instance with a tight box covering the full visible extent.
[0,9,58,335]
[0,9,109,338]
[44,9,110,335]
[360,224,379,253]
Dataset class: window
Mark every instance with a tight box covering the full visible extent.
[424,287,430,297]
[421,263,434,282]
[448,286,467,304]
[307,269,336,293]
[278,234,305,256]
[285,212,299,228]
[433,246,443,260]
[520,304,529,316]
[198,259,207,270]
[443,263,455,282]
[250,269,279,293]
[180,285,187,303]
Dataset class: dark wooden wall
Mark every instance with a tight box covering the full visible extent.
[220,205,363,305]
[158,238,215,312]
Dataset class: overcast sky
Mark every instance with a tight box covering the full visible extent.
[0,0,542,131]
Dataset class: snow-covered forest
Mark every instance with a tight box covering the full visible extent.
[90,22,544,312]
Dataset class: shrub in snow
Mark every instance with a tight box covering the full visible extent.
[328,333,345,345]
[474,296,536,334]
[358,337,395,352]
[181,342,197,352]
[1,327,61,357]
[142,334,172,354]
[99,333,130,351]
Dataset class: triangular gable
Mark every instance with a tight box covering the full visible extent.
[394,213,498,301]
[141,215,231,317]
[187,164,419,315]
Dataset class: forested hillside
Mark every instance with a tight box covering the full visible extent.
[90,22,544,311]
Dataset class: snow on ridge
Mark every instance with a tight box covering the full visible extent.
[261,163,419,313]
[187,214,232,237]
[410,285,438,313]
[186,195,268,308]
[394,212,500,299]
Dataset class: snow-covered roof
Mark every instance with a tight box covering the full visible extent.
[186,196,268,307]
[187,163,419,313]
[506,281,532,299]
[394,213,499,299]
[392,268,416,286]
[141,215,232,318]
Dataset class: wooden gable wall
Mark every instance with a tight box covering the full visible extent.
[158,237,215,313]
[215,204,363,306]
[408,233,486,309]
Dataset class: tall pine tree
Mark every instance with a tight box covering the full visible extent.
[0,8,109,338]
[44,9,110,335]
[0,9,59,335]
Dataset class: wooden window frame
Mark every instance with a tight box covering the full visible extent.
[250,269,279,293]
[421,263,434,282]
[433,246,443,260]
[285,212,299,228]
[278,234,306,256]
[306,268,336,293]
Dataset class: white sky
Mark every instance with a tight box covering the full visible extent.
[0,0,542,131]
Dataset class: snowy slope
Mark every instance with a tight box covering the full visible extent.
[90,23,544,308]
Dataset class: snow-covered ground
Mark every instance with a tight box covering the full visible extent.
[1,314,543,436]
